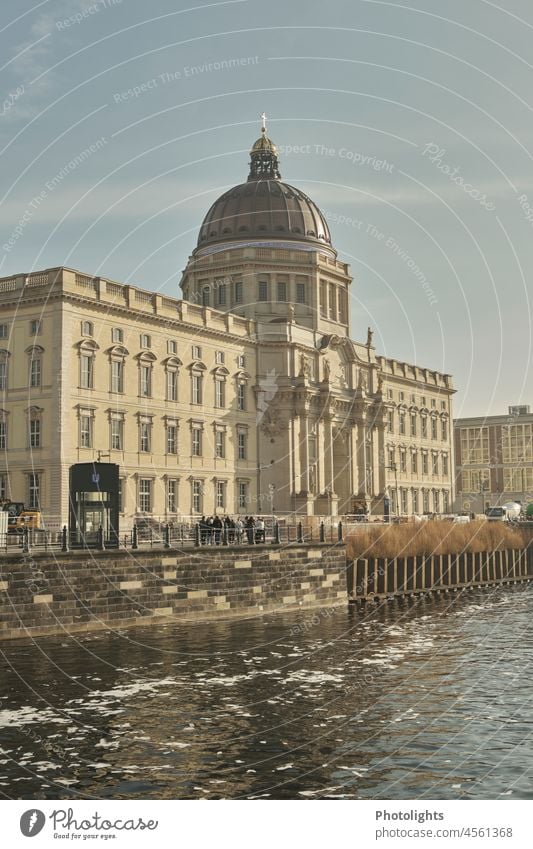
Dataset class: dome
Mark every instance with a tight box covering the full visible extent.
[195,120,332,253]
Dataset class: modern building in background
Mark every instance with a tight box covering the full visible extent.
[454,405,533,513]
[0,122,454,530]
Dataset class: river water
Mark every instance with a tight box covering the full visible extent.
[1,585,532,800]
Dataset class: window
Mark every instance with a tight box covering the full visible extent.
[296,282,306,304]
[217,284,227,306]
[442,453,449,476]
[215,351,225,364]
[139,479,152,512]
[338,289,348,323]
[423,489,430,513]
[463,468,490,493]
[421,417,428,438]
[400,449,407,473]
[80,354,93,389]
[431,398,437,408]
[216,480,226,509]
[234,281,243,304]
[166,425,177,454]
[167,479,177,513]
[111,418,123,451]
[118,478,124,513]
[0,473,8,499]
[80,414,92,448]
[433,490,440,512]
[387,410,394,433]
[192,373,202,404]
[410,413,417,437]
[328,284,337,320]
[192,345,202,360]
[401,488,408,514]
[443,490,449,512]
[192,427,202,456]
[192,480,202,513]
[237,430,247,460]
[399,392,405,402]
[238,481,248,509]
[431,417,438,440]
[29,418,40,448]
[30,319,42,336]
[0,324,8,339]
[237,383,246,411]
[202,287,210,307]
[421,396,426,406]
[411,450,418,474]
[81,321,93,337]
[388,447,395,468]
[319,282,327,317]
[140,421,151,452]
[140,334,151,349]
[238,354,246,368]
[166,370,178,401]
[422,452,428,475]
[30,357,41,388]
[399,412,406,435]
[441,419,448,441]
[112,327,123,343]
[215,430,225,458]
[167,340,177,354]
[111,360,124,393]
[461,427,489,464]
[140,365,152,397]
[28,473,40,509]
[215,379,225,409]
[412,489,419,513]
[432,453,439,476]
[277,281,287,302]
[258,281,268,301]
[0,361,7,390]
[0,420,6,450]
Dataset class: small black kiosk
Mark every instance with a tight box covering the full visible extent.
[69,462,119,547]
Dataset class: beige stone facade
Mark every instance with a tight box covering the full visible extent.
[0,128,455,528]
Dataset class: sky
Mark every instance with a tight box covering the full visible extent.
[0,0,532,417]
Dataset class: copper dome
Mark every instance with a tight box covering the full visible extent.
[195,125,332,252]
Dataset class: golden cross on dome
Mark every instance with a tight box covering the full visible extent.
[260,111,267,133]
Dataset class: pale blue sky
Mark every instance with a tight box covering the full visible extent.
[1,0,532,416]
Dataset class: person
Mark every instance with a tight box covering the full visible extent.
[199,516,207,545]
[255,516,265,543]
[224,515,233,544]
[245,515,255,544]
[213,515,222,545]
[234,517,243,544]
[206,515,214,545]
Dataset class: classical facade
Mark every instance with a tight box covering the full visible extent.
[0,122,454,529]
[454,405,533,513]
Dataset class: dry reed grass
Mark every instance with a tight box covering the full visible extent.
[346,520,527,560]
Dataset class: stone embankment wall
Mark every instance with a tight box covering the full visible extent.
[0,542,347,641]
[347,547,533,601]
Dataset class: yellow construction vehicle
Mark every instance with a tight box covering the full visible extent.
[1,501,42,534]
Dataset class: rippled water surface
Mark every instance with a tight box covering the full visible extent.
[1,585,533,799]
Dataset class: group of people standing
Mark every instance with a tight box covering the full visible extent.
[198,515,266,545]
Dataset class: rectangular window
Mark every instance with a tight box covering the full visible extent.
[112,327,123,343]
[0,473,8,499]
[80,415,92,448]
[166,425,177,454]
[192,373,202,404]
[422,452,428,475]
[166,370,178,401]
[28,473,40,510]
[202,287,210,307]
[296,283,306,304]
[237,431,247,460]
[30,319,42,336]
[410,413,417,437]
[139,479,151,512]
[140,422,151,452]
[433,490,440,513]
[29,418,40,448]
[258,281,268,301]
[237,383,246,411]
[423,489,430,513]
[400,449,407,473]
[234,281,243,304]
[140,366,151,397]
[412,489,419,513]
[277,281,287,302]
[80,355,93,389]
[461,426,489,464]
[328,284,337,320]
[441,419,448,441]
[431,417,438,440]
[0,420,6,450]
[238,354,246,368]
[443,490,449,512]
[216,480,225,509]
[0,324,8,339]
[442,453,449,476]
[140,334,151,349]
[217,284,227,306]
[167,479,177,513]
[111,360,124,393]
[338,289,348,323]
[192,428,202,457]
[192,345,202,360]
[421,417,428,438]
[215,379,225,408]
[432,453,439,476]
[215,350,225,364]
[215,430,225,458]
[399,412,406,435]
[411,451,418,474]
[167,339,177,354]
[401,488,408,515]
[29,358,41,388]
[463,468,490,493]
[319,282,327,317]
[111,418,122,450]
[238,481,247,509]
[387,410,394,433]
[192,480,202,513]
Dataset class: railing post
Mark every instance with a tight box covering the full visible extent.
[98,525,105,550]
[132,524,138,550]
[61,525,68,552]
[338,521,343,542]
[22,527,30,554]
[194,523,200,547]
[164,523,170,549]
[222,523,228,546]
[320,521,325,543]
[297,521,303,543]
